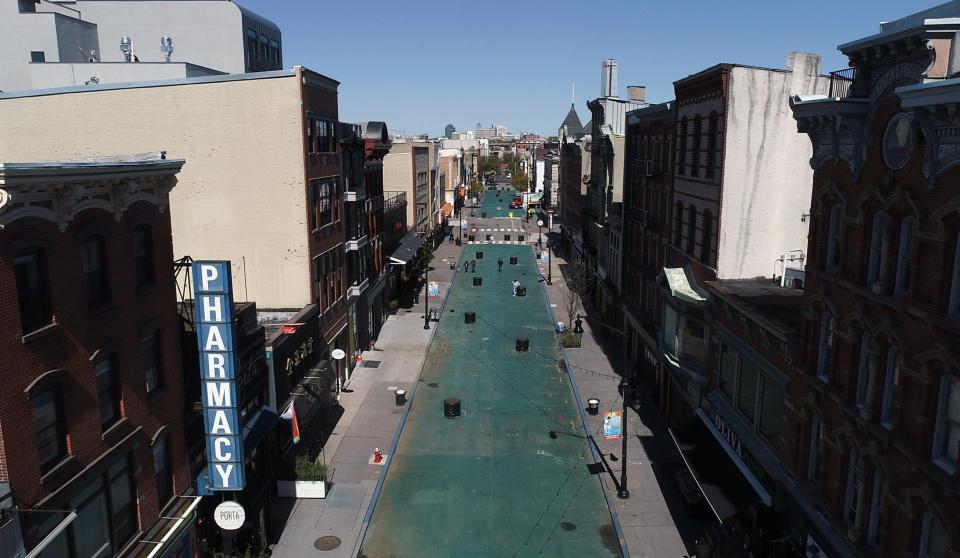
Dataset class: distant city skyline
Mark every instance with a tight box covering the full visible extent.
[229,0,938,134]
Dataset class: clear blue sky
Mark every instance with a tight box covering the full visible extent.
[238,0,943,137]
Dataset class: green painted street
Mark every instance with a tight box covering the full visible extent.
[358,244,620,558]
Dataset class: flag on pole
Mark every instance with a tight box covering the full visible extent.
[281,402,300,444]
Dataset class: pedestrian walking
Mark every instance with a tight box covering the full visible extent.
[471,259,477,273]
[463,261,469,273]
[497,258,503,272]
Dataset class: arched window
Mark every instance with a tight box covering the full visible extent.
[132,224,155,288]
[867,212,888,288]
[855,334,871,409]
[677,118,687,176]
[674,202,684,246]
[826,204,843,271]
[691,115,702,177]
[948,230,960,316]
[686,204,697,255]
[706,112,719,179]
[932,375,960,473]
[880,347,899,428]
[701,210,713,264]
[816,312,834,381]
[893,217,913,295]
[13,243,52,333]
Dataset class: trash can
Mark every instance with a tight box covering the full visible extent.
[587,398,600,415]
[516,286,526,297]
[509,256,518,265]
[473,276,482,286]
[476,251,483,259]
[464,311,476,324]
[395,389,406,406]
[449,261,456,270]
[515,337,529,352]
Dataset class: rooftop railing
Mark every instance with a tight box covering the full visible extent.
[829,68,856,98]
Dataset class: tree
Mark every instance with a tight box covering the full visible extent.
[560,258,590,328]
[479,156,500,175]
[468,179,485,200]
[511,171,529,193]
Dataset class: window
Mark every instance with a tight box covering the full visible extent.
[306,116,315,153]
[316,119,337,153]
[826,204,843,271]
[270,39,280,67]
[686,204,697,255]
[807,414,822,483]
[894,217,913,295]
[701,210,713,264]
[855,335,870,409]
[143,331,163,393]
[313,248,344,313]
[844,448,860,527]
[309,179,334,230]
[759,374,784,442]
[705,112,718,179]
[920,512,948,558]
[69,454,137,556]
[674,202,684,246]
[719,342,738,400]
[948,231,960,316]
[132,225,155,287]
[81,236,109,306]
[691,116,702,177]
[677,118,687,175]
[932,376,960,473]
[154,435,172,506]
[867,470,883,546]
[259,35,268,59]
[880,347,899,428]
[95,354,120,429]
[30,51,45,63]
[32,387,66,471]
[737,357,760,424]
[14,248,51,332]
[246,29,257,60]
[816,313,834,381]
[867,213,886,287]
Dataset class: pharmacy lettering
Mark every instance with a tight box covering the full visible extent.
[192,261,245,491]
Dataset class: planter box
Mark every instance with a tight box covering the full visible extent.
[276,480,327,499]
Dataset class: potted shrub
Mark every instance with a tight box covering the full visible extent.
[277,455,328,498]
[559,331,582,349]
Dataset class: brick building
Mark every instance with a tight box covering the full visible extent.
[790,4,960,556]
[361,122,393,346]
[0,154,196,557]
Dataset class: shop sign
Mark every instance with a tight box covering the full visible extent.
[711,411,775,492]
[192,261,245,491]
[213,501,246,530]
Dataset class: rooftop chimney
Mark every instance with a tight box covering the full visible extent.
[601,59,618,98]
[627,86,646,102]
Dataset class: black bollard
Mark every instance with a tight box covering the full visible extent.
[587,398,600,415]
[444,398,462,418]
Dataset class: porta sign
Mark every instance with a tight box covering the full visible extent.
[192,261,245,491]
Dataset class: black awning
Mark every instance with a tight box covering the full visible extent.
[388,230,425,265]
[669,416,764,523]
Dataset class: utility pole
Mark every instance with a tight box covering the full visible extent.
[423,248,430,329]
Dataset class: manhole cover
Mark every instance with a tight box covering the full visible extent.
[560,522,577,531]
[314,536,341,551]
[361,360,381,368]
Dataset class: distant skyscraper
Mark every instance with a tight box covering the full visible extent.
[444,124,456,138]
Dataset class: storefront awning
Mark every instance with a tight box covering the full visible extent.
[668,415,764,523]
[388,230,425,265]
[242,408,278,455]
[660,267,706,304]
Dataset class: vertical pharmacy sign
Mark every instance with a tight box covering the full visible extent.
[192,261,245,491]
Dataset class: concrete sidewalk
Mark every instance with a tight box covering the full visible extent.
[271,239,463,558]
[537,237,702,557]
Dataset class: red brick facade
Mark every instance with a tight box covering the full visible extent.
[0,160,189,555]
[790,17,960,557]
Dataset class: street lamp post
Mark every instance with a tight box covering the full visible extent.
[423,251,430,330]
[547,239,553,285]
[577,314,631,499]
[537,218,544,250]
